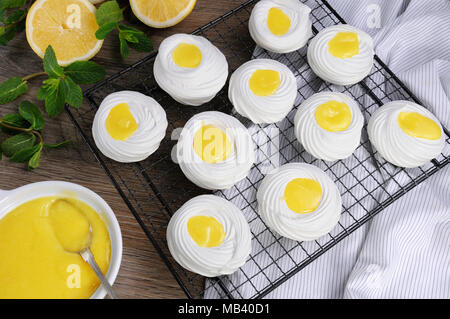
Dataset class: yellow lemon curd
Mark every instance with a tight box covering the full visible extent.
[193,125,232,164]
[315,100,352,132]
[267,7,291,36]
[328,32,359,59]
[105,103,139,141]
[172,43,202,68]
[397,111,441,140]
[249,69,281,96]
[284,178,323,214]
[0,197,111,299]
[187,216,225,247]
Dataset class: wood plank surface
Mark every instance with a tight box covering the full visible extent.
[0,0,244,299]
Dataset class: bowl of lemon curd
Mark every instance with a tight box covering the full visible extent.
[0,181,122,299]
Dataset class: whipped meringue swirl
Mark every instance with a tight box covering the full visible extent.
[368,100,445,168]
[153,33,228,106]
[249,0,312,53]
[307,25,374,86]
[228,59,297,124]
[92,91,168,163]
[257,163,342,242]
[177,111,255,190]
[294,92,364,161]
[166,195,252,277]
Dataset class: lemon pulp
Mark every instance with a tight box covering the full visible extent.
[187,216,225,247]
[249,69,281,96]
[26,0,102,65]
[315,100,352,132]
[0,197,111,299]
[130,0,196,27]
[193,125,232,164]
[284,178,322,214]
[105,103,139,141]
[328,32,359,59]
[172,43,202,68]
[397,111,441,140]
[267,7,291,36]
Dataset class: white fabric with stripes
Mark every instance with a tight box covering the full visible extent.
[204,0,450,299]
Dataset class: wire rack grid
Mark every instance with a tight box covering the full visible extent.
[66,0,450,299]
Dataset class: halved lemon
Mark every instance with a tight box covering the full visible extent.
[26,0,103,66]
[130,0,197,28]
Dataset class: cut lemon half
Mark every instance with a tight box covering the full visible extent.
[26,0,103,66]
[130,0,197,28]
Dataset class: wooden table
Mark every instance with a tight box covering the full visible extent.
[0,0,244,299]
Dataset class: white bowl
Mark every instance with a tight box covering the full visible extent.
[0,181,123,299]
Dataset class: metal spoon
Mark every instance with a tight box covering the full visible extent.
[78,226,118,299]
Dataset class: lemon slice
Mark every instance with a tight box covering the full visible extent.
[26,0,103,66]
[130,0,197,28]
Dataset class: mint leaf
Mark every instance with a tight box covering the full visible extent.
[43,45,64,78]
[117,24,141,34]
[95,21,117,40]
[96,0,123,26]
[28,146,41,170]
[44,78,66,117]
[10,143,41,163]
[120,31,138,43]
[19,101,44,130]
[0,113,29,134]
[62,76,82,108]
[1,113,28,128]
[0,77,27,103]
[119,34,129,58]
[0,24,15,45]
[1,132,35,157]
[0,9,6,22]
[0,0,26,9]
[44,140,71,149]
[127,32,153,52]
[37,78,59,100]
[6,8,26,23]
[14,15,24,31]
[64,61,105,84]
[118,25,153,52]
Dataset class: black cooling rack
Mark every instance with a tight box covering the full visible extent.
[67,0,450,299]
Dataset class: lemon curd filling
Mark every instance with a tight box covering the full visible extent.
[249,69,281,96]
[49,199,91,253]
[0,197,111,299]
[105,103,139,141]
[187,215,226,248]
[397,111,441,140]
[267,7,291,36]
[328,32,359,59]
[172,43,202,68]
[315,100,352,132]
[284,178,323,214]
[193,125,232,164]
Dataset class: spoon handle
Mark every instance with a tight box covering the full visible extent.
[80,248,118,299]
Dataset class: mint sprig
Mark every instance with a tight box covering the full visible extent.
[0,45,104,170]
[95,0,153,59]
[0,45,105,117]
[0,0,27,46]
[0,100,70,170]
